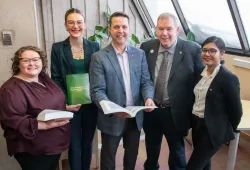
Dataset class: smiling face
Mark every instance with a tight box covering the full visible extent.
[202,42,224,67]
[156,17,180,48]
[18,50,42,78]
[109,16,129,47]
[65,13,86,38]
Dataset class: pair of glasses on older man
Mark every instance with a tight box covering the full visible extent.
[202,48,224,56]
[19,57,41,64]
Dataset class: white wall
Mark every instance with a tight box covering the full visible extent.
[0,0,38,169]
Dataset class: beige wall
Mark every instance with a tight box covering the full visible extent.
[0,0,38,169]
[223,54,250,100]
[0,0,38,85]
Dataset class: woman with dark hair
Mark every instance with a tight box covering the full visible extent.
[0,46,70,170]
[50,8,100,170]
[186,36,243,170]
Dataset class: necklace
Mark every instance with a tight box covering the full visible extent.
[71,44,84,60]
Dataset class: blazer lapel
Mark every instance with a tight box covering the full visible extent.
[62,37,76,73]
[83,38,91,69]
[105,44,125,90]
[127,45,136,97]
[148,40,160,81]
[169,38,184,80]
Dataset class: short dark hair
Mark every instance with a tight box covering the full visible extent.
[202,36,226,64]
[202,36,226,52]
[109,12,129,26]
[11,46,48,75]
[65,8,84,22]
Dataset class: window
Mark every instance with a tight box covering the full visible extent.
[178,0,241,49]
[236,0,250,45]
[142,0,186,38]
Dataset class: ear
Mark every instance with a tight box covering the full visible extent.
[64,22,68,31]
[220,51,225,61]
[176,26,180,36]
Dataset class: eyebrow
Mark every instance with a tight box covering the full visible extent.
[67,20,83,22]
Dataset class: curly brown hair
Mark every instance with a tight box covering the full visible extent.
[11,46,48,75]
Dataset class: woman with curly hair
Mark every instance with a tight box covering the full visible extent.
[0,46,70,170]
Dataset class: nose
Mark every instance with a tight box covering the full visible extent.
[162,29,168,35]
[73,23,78,28]
[117,27,123,32]
[27,60,36,64]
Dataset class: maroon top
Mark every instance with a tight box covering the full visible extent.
[0,73,70,156]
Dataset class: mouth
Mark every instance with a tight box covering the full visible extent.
[203,57,212,62]
[161,37,169,40]
[27,68,38,71]
[116,35,124,38]
[70,29,82,33]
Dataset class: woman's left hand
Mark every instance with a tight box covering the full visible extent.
[66,104,82,111]
[38,119,70,130]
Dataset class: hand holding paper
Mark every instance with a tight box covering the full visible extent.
[37,109,74,121]
[99,100,157,118]
[38,119,70,130]
[144,98,155,112]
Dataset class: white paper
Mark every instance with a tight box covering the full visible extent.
[37,109,74,121]
[99,100,157,117]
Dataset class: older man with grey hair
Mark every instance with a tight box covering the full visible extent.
[140,12,204,170]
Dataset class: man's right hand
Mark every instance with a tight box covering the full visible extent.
[66,104,82,112]
[114,112,131,118]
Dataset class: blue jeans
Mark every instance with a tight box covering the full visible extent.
[68,104,98,170]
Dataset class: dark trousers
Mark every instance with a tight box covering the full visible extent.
[100,118,141,170]
[14,152,61,170]
[186,115,220,170]
[68,104,98,170]
[143,107,186,170]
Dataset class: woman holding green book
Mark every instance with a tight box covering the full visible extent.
[50,8,100,170]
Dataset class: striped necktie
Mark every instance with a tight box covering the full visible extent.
[154,51,168,104]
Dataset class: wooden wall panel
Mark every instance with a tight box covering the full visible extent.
[41,0,54,73]
[128,5,136,35]
[51,0,70,42]
[85,0,99,38]
[108,0,123,13]
[41,0,149,62]
[72,0,87,37]
[99,0,108,27]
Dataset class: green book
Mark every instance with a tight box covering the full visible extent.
[66,73,91,105]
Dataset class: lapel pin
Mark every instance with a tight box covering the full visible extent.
[150,49,154,53]
[210,89,212,91]
[179,51,182,54]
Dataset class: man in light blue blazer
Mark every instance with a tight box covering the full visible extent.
[90,12,155,170]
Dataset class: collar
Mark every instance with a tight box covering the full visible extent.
[158,39,177,55]
[201,64,221,77]
[112,43,128,55]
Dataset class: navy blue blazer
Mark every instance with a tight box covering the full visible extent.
[195,65,243,147]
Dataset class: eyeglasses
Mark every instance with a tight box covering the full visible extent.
[19,57,41,64]
[67,20,84,27]
[202,48,218,56]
